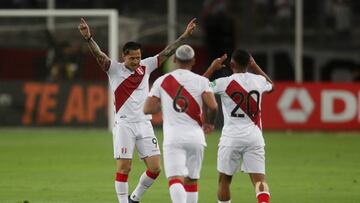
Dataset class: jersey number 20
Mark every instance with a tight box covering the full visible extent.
[230,90,260,117]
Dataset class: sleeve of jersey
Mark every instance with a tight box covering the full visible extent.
[141,55,159,74]
[210,78,225,94]
[149,77,162,98]
[259,75,273,92]
[202,78,214,93]
[106,59,118,77]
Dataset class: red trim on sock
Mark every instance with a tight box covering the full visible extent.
[146,169,160,179]
[184,184,198,192]
[115,173,128,182]
[257,192,270,203]
[168,179,183,187]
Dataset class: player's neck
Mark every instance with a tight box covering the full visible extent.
[124,65,137,72]
[233,69,246,74]
[177,66,192,70]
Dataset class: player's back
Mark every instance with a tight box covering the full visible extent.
[212,72,272,144]
[151,68,211,146]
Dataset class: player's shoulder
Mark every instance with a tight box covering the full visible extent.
[154,72,169,83]
[192,72,209,81]
[141,55,157,64]
[247,72,265,80]
[108,60,126,73]
[216,75,233,84]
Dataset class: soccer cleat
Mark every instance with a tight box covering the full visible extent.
[128,195,139,203]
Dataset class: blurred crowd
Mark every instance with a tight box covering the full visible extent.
[0,0,359,82]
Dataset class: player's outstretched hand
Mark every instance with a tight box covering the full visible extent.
[78,18,91,40]
[203,123,215,134]
[210,54,227,71]
[182,18,197,38]
[202,54,227,78]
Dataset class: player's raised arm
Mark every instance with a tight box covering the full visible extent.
[203,54,227,78]
[78,18,111,72]
[249,56,275,91]
[157,18,197,65]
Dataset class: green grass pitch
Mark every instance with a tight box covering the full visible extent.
[0,128,360,203]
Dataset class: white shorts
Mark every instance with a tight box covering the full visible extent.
[112,120,160,159]
[163,143,204,179]
[217,145,265,175]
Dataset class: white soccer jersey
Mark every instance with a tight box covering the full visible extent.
[107,56,159,123]
[211,72,272,146]
[149,69,213,146]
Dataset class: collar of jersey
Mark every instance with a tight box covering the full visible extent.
[122,63,140,74]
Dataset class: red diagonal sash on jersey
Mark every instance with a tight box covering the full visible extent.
[161,75,202,126]
[225,80,261,129]
[114,66,146,112]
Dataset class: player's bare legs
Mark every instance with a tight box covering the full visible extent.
[129,155,161,202]
[168,176,186,203]
[217,172,232,203]
[115,159,132,203]
[184,177,198,203]
[249,173,270,203]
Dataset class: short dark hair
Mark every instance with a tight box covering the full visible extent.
[232,49,250,67]
[122,41,142,55]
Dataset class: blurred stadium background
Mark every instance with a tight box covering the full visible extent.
[0,0,360,202]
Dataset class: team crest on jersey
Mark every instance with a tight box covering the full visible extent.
[135,67,145,75]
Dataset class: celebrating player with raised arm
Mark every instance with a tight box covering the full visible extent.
[204,50,274,203]
[78,18,196,203]
[143,45,219,203]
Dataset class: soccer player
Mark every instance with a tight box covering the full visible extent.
[143,45,219,203]
[78,18,196,203]
[203,49,274,203]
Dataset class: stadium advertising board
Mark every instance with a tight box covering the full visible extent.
[1,81,359,130]
[262,83,360,130]
[0,81,108,127]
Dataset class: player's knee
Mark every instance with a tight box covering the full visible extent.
[218,173,232,185]
[116,164,131,174]
[184,177,197,185]
[148,166,161,175]
[255,181,269,193]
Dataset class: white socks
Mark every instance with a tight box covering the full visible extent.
[169,179,186,203]
[184,184,198,203]
[130,170,159,201]
[115,172,129,203]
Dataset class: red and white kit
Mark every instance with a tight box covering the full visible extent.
[108,56,161,159]
[149,69,212,178]
[211,72,272,175]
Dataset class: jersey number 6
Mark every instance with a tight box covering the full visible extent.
[173,85,189,113]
